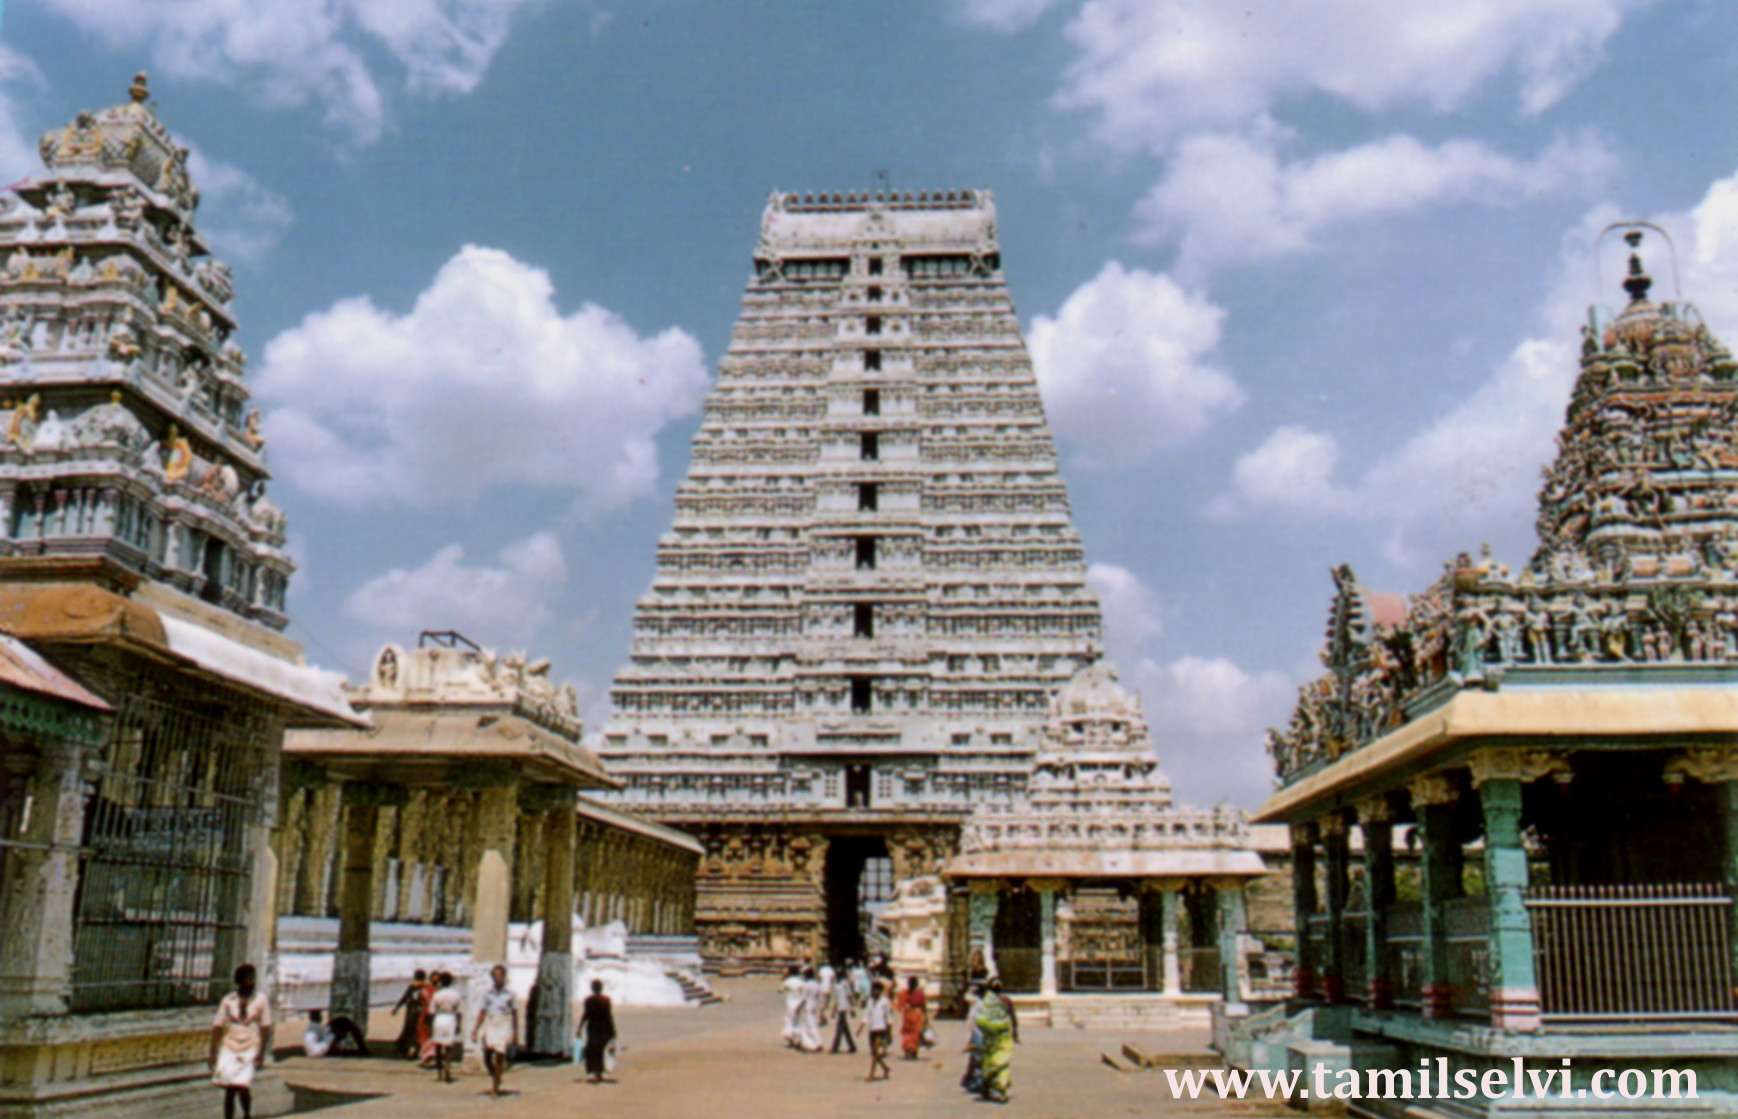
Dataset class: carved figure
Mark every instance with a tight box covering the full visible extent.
[162,423,193,481]
[4,393,40,452]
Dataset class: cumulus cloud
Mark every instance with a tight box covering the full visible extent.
[184,147,293,263]
[1136,129,1613,275]
[1028,261,1243,464]
[342,531,568,650]
[30,0,545,143]
[0,47,45,181]
[1086,562,1165,655]
[254,244,710,513]
[1132,654,1295,806]
[1210,166,1738,572]
[1054,0,1647,153]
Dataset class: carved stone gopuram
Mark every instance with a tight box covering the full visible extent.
[598,190,1109,973]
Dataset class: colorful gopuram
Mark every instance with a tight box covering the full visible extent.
[0,76,358,1119]
[1241,231,1738,1114]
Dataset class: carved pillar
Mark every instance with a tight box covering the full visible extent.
[333,782,405,1027]
[1289,822,1318,999]
[1665,748,1738,985]
[1218,882,1248,1008]
[295,782,341,916]
[1358,799,1396,1010]
[1410,773,1457,1018]
[531,789,576,1056]
[1035,880,1060,997]
[469,771,520,965]
[0,742,91,1016]
[1320,815,1350,1002]
[967,880,1000,978]
[1469,750,1566,1031]
[1160,887,1182,996]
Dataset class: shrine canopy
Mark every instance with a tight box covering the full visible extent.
[287,634,614,790]
[946,661,1265,882]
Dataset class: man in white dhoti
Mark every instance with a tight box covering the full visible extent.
[796,965,825,1053]
[471,964,519,1098]
[209,964,273,1119]
[778,965,805,1048]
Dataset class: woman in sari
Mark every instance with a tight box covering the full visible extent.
[959,983,985,1095]
[894,976,928,1060]
[973,980,1018,1103]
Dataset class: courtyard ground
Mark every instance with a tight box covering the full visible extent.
[271,981,1290,1119]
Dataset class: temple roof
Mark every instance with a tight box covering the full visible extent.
[34,73,200,216]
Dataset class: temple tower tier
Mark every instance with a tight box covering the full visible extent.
[598,189,1108,973]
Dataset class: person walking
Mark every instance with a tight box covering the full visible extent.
[428,972,463,1084]
[470,964,519,1099]
[959,982,986,1095]
[209,964,272,1119]
[796,965,825,1053]
[576,980,617,1084]
[894,976,929,1060]
[828,961,858,1055]
[862,979,892,1082]
[390,969,428,1058]
[778,965,805,1048]
[973,979,1019,1103]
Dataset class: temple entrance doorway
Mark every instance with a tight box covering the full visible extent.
[825,836,892,963]
[993,889,1042,992]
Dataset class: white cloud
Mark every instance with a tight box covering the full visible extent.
[342,530,568,649]
[185,147,293,262]
[954,0,1065,32]
[1132,654,1295,805]
[1210,165,1738,573]
[0,47,44,181]
[1210,425,1355,520]
[1136,129,1613,275]
[254,244,710,513]
[1028,261,1243,464]
[31,0,545,143]
[1086,562,1164,656]
[1054,0,1647,153]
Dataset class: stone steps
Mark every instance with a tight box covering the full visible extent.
[668,969,723,1006]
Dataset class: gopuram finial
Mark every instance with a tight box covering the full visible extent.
[129,72,150,105]
[1622,229,1653,304]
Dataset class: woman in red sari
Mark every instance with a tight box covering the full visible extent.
[894,976,928,1060]
[414,971,437,1065]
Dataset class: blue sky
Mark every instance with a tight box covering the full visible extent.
[3,0,1735,806]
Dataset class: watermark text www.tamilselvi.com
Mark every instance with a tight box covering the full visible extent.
[1164,1059,1697,1102]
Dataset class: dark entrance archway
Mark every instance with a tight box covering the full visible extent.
[824,835,891,963]
[993,888,1042,993]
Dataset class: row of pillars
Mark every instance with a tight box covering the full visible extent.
[330,780,578,1056]
[968,879,1248,1005]
[1291,757,1552,1031]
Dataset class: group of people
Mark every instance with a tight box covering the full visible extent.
[960,979,1019,1104]
[775,958,948,1085]
[389,968,466,1081]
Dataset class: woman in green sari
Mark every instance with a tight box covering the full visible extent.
[973,979,1020,1102]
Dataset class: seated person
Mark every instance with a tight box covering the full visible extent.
[302,1009,370,1057]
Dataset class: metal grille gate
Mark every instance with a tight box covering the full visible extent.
[69,676,276,1013]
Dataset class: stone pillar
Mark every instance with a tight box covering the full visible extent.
[1410,775,1458,1018]
[1161,887,1182,996]
[471,778,520,966]
[295,782,341,916]
[1358,800,1396,1010]
[1320,815,1350,1002]
[1664,750,1738,987]
[1475,774,1540,1031]
[333,782,406,1029]
[1217,882,1248,1010]
[1036,881,1059,997]
[531,791,577,1057]
[1289,823,1318,998]
[967,881,1000,978]
[0,742,90,1016]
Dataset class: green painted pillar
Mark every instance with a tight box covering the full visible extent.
[1360,806,1395,1010]
[1290,824,1318,998]
[1218,883,1248,1008]
[1411,776,1456,1019]
[1321,818,1350,1003]
[1479,777,1540,1031]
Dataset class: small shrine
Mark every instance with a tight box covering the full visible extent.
[1240,230,1738,1116]
[279,632,702,1057]
[942,661,1267,1018]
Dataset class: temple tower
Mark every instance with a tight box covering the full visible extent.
[600,189,1107,972]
